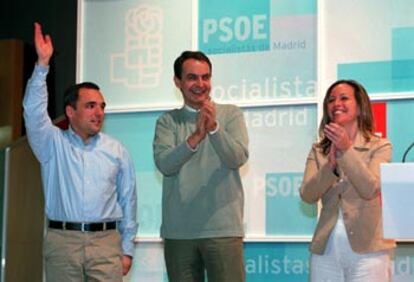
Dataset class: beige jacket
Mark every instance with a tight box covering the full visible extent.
[300,133,396,255]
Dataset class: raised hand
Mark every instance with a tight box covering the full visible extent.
[34,22,54,66]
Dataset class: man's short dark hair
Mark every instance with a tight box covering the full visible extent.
[173,51,212,79]
[63,82,100,115]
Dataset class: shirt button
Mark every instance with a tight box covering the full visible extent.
[350,231,354,235]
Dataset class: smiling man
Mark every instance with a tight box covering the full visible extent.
[23,23,137,282]
[153,51,249,282]
[63,82,106,142]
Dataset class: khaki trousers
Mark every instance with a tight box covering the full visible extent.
[43,228,123,282]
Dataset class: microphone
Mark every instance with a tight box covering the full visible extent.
[402,141,414,163]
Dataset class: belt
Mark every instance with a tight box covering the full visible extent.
[48,220,117,232]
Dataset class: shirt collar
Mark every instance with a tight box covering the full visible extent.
[183,104,200,113]
[68,126,100,146]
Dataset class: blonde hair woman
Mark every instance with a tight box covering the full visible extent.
[300,80,395,281]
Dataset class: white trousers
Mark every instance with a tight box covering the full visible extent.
[310,210,392,282]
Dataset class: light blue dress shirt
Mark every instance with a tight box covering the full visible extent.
[23,64,138,256]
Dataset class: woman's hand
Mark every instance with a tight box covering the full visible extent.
[324,123,352,152]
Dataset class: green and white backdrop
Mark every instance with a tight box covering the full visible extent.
[78,0,414,280]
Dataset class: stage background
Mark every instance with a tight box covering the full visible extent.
[78,0,414,280]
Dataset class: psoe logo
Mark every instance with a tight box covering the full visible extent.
[266,173,303,198]
[198,0,270,55]
[111,5,163,89]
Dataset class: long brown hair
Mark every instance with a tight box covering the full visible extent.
[318,80,375,155]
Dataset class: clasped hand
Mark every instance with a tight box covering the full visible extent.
[324,123,352,169]
[187,100,217,149]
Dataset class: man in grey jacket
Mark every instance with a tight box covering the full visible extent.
[153,51,249,282]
